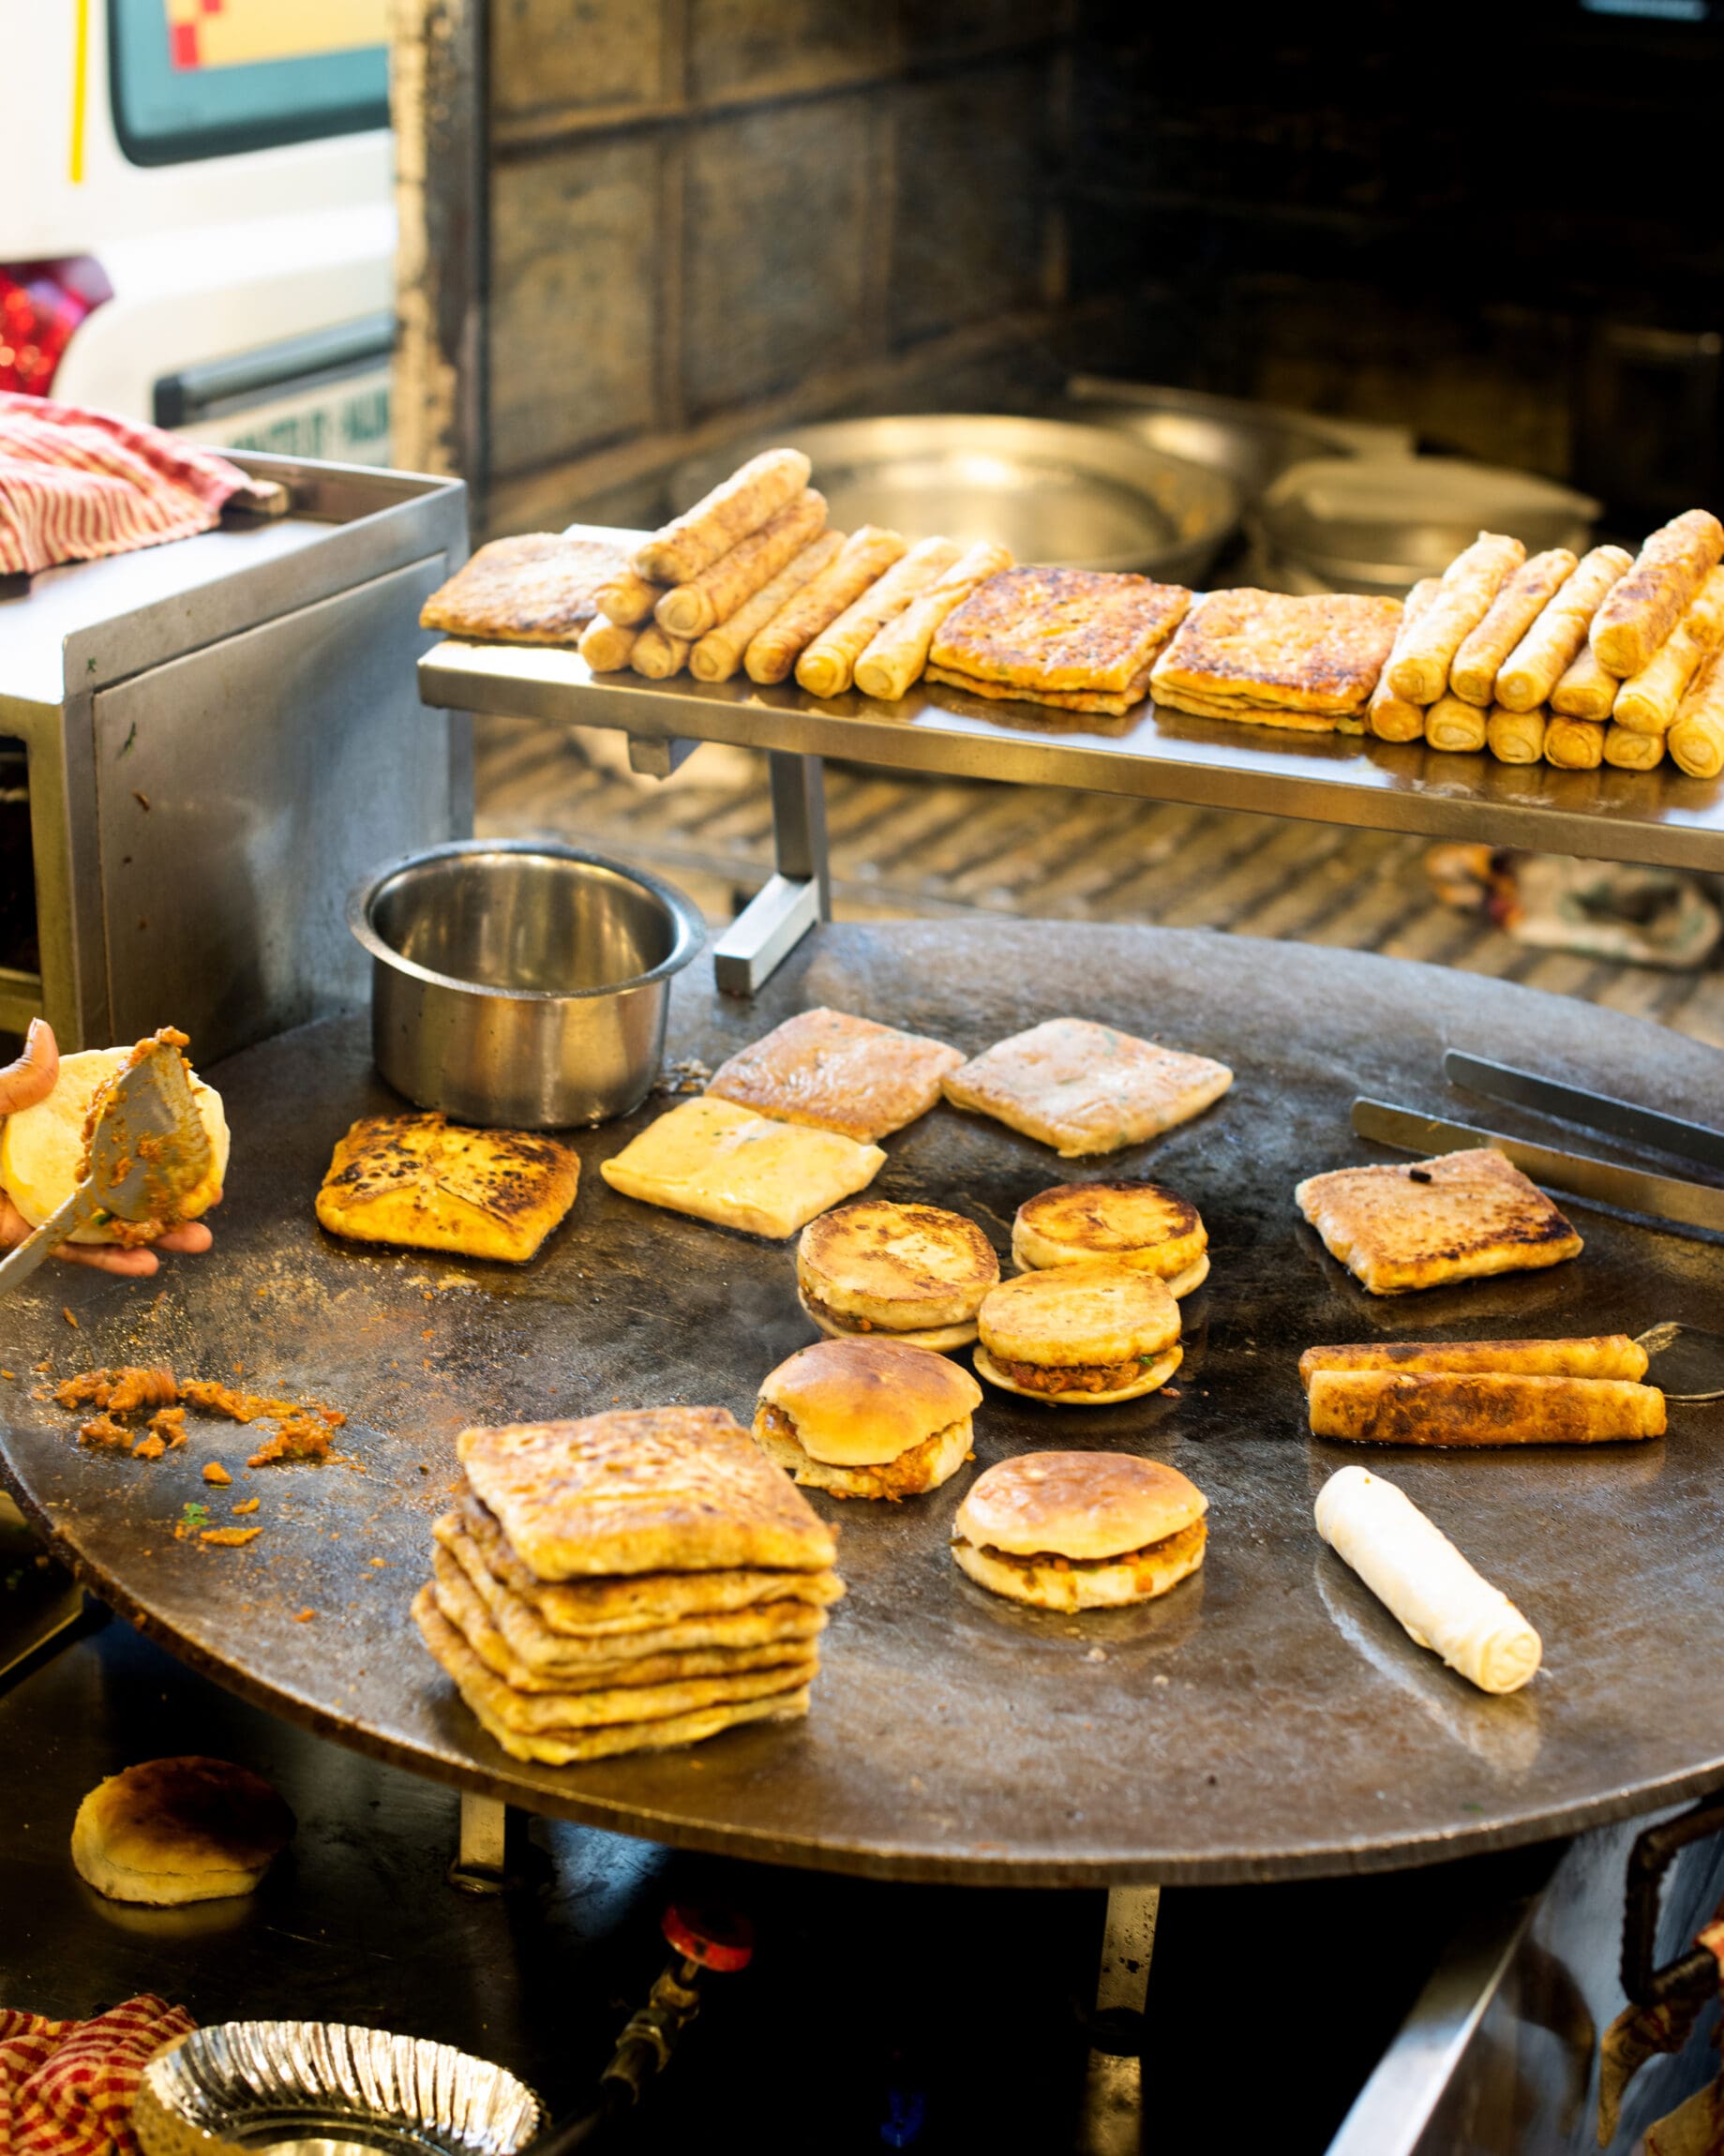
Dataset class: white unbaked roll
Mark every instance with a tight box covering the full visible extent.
[1313,1465,1542,1694]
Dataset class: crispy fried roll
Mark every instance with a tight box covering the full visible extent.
[629,621,692,680]
[853,541,1014,701]
[1496,545,1633,711]
[1486,701,1547,763]
[1612,565,1724,733]
[1550,642,1620,719]
[689,530,846,683]
[745,527,907,686]
[795,538,965,698]
[1545,714,1606,768]
[592,565,664,627]
[1308,1369,1665,1445]
[1604,724,1666,771]
[1387,532,1524,704]
[1448,548,1579,706]
[1369,577,1441,740]
[1299,1336,1650,1387]
[577,614,639,672]
[1425,693,1489,753]
[1591,509,1724,678]
[1670,645,1724,777]
[654,489,828,639]
[633,448,812,585]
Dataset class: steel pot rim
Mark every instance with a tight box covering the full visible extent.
[347,837,707,1004]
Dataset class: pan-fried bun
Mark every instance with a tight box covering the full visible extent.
[797,1200,998,1335]
[952,1451,1207,1609]
[754,1405,973,1499]
[972,1342,1181,1406]
[979,1263,1180,1366]
[758,1337,981,1465]
[1012,1182,1206,1287]
[71,1757,293,1905]
[798,1293,982,1352]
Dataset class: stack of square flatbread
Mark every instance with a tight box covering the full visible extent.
[414,1406,843,1762]
[927,567,1192,716]
[1150,588,1404,732]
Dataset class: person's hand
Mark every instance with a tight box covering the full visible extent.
[0,1019,217,1277]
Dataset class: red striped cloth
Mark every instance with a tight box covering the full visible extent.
[0,394,251,576]
[0,1995,195,2156]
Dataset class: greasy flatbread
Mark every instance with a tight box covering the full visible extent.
[930,568,1191,696]
[419,534,625,644]
[457,1407,840,1580]
[1296,1146,1583,1295]
[315,1114,578,1264]
[1149,589,1403,715]
[1149,684,1341,731]
[600,1096,884,1239]
[705,1007,962,1143]
[431,1545,820,1689]
[415,1592,811,1762]
[922,659,1158,717]
[943,1018,1233,1158]
[457,1490,844,1633]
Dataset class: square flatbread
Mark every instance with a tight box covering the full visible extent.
[1150,589,1403,716]
[922,662,1157,718]
[315,1115,578,1264]
[456,1490,844,1635]
[435,1517,832,1668]
[415,1591,811,1762]
[1296,1146,1583,1295]
[930,568,1192,702]
[705,1007,962,1143]
[418,533,626,644]
[457,1406,840,1580]
[431,1543,821,1691]
[599,1096,884,1238]
[942,1018,1234,1158]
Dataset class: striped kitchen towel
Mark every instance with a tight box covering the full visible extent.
[0,1995,196,2155]
[0,393,252,577]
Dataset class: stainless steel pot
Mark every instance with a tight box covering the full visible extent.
[348,841,705,1129]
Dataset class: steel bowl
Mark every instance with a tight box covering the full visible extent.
[1254,456,1601,596]
[348,840,705,1129]
[133,2022,542,2156]
[1061,376,1365,502]
[670,413,1239,582]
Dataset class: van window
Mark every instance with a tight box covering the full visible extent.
[108,0,388,166]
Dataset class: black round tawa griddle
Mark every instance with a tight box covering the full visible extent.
[4,921,1723,1885]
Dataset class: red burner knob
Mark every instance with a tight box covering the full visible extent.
[663,1903,755,1971]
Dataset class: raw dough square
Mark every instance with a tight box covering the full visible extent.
[941,1018,1234,1158]
[1295,1146,1583,1295]
[705,1007,962,1142]
[600,1095,884,1237]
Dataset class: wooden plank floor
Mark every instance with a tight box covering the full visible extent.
[475,719,1724,1049]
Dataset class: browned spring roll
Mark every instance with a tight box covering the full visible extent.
[1307,1369,1666,1446]
[630,622,692,680]
[654,489,828,639]
[796,537,965,698]
[1498,545,1634,711]
[745,527,907,685]
[853,540,1014,701]
[1425,693,1488,753]
[1369,577,1441,741]
[577,614,640,672]
[1545,714,1606,769]
[1670,644,1724,778]
[1591,508,1724,678]
[1387,532,1525,704]
[1551,642,1619,720]
[1612,565,1724,733]
[592,565,663,628]
[633,448,813,585]
[1447,548,1579,706]
[1486,702,1547,764]
[1604,723,1666,771]
[1298,1336,1650,1388]
[688,530,845,684]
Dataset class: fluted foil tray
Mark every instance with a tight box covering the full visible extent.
[134,2022,542,2156]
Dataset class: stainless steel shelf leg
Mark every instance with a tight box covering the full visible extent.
[712,751,830,996]
[447,1789,526,1894]
[1078,1883,1161,2155]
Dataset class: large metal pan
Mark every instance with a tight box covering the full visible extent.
[671,414,1240,583]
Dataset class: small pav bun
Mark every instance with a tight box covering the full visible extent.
[1012,1181,1207,1293]
[975,1262,1181,1402]
[754,1336,982,1499]
[71,1757,294,1905]
[797,1199,998,1344]
[952,1451,1207,1610]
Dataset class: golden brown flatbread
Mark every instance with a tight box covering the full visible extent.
[457,1406,840,1580]
[1150,684,1342,731]
[1296,1146,1582,1295]
[943,1018,1233,1158]
[922,660,1157,717]
[931,567,1191,699]
[1151,588,1403,717]
[1306,1370,1666,1445]
[419,534,625,644]
[314,1115,578,1264]
[705,1007,962,1143]
[414,1592,811,1762]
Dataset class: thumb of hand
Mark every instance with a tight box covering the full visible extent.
[0,1019,59,1119]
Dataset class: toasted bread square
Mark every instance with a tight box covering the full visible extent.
[942,1019,1234,1158]
[600,1096,884,1237]
[315,1114,578,1263]
[931,567,1191,696]
[922,660,1157,717]
[705,1007,962,1142]
[419,533,626,644]
[457,1407,839,1579]
[1296,1147,1583,1295]
[1151,589,1403,715]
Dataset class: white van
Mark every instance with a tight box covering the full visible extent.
[3,0,395,464]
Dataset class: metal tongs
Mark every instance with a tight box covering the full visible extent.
[0,1038,213,1296]
[1353,1049,1724,1400]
